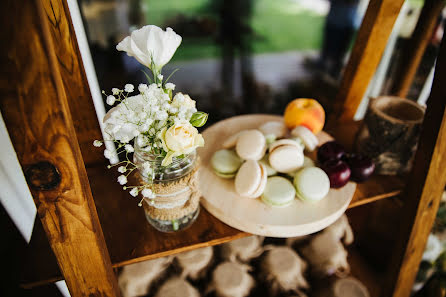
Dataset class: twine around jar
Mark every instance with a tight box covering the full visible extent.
[142,159,201,221]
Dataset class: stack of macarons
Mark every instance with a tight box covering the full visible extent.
[210,118,331,207]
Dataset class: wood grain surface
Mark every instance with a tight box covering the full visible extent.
[383,34,446,297]
[335,0,405,121]
[0,0,120,296]
[198,114,356,237]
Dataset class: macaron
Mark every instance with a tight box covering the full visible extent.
[268,139,304,173]
[286,156,316,177]
[291,125,319,152]
[259,155,277,176]
[269,139,304,153]
[222,130,247,149]
[259,121,288,139]
[235,160,267,198]
[211,149,243,178]
[261,176,296,208]
[236,129,266,161]
[294,167,330,202]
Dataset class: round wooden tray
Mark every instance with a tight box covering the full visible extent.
[198,114,356,237]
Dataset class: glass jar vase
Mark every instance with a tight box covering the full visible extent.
[133,143,200,232]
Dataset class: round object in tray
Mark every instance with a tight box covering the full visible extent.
[317,141,346,163]
[261,176,296,207]
[259,155,277,176]
[345,154,375,183]
[235,129,266,160]
[291,125,319,152]
[284,98,325,133]
[258,121,288,139]
[321,159,351,189]
[269,143,304,173]
[294,167,330,202]
[235,160,267,198]
[211,149,243,178]
[223,130,247,149]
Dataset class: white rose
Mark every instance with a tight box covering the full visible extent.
[158,121,204,166]
[116,25,182,71]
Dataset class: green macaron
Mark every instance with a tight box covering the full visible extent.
[293,167,330,202]
[211,149,243,178]
[261,176,296,208]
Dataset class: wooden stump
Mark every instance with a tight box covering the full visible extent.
[356,96,425,175]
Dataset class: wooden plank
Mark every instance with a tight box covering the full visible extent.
[335,0,405,122]
[0,0,120,296]
[43,0,104,165]
[391,0,444,98]
[383,36,446,297]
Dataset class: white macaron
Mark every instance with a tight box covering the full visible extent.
[291,125,319,152]
[294,167,330,202]
[235,160,267,198]
[236,129,266,161]
[222,130,248,149]
[268,139,304,173]
[269,139,304,153]
[259,121,288,139]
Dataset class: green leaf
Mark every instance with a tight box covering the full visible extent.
[141,70,153,84]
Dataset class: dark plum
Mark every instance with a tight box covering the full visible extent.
[321,159,351,188]
[345,154,375,182]
[317,141,346,164]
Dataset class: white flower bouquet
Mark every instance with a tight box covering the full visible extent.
[94,25,208,206]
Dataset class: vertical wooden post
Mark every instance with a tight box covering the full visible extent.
[391,0,444,98]
[335,0,405,122]
[0,0,120,296]
[383,37,446,297]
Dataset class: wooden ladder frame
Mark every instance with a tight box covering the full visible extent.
[0,0,445,296]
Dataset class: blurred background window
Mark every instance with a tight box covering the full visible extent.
[79,0,443,123]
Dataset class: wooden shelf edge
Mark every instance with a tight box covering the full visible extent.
[348,189,402,209]
[111,231,249,268]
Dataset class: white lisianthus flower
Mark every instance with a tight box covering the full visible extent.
[93,140,103,147]
[125,144,134,153]
[158,120,205,166]
[106,95,116,106]
[129,188,139,197]
[165,83,175,90]
[124,84,134,93]
[118,175,128,185]
[112,88,120,95]
[157,74,164,80]
[118,166,127,173]
[116,25,182,72]
[142,188,156,198]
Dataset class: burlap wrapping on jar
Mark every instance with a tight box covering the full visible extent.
[141,160,201,221]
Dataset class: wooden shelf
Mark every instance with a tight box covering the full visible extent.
[21,160,404,288]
